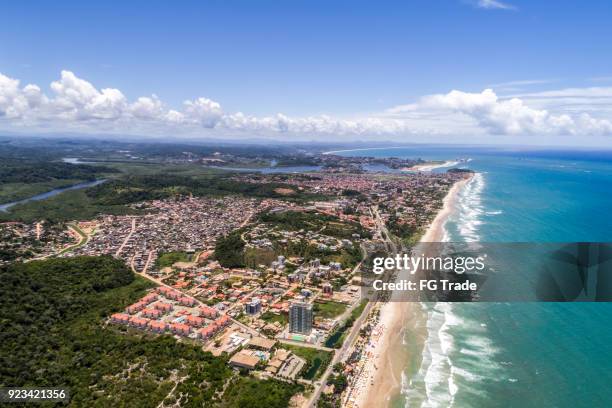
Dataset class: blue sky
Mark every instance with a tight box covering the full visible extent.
[2,0,612,145]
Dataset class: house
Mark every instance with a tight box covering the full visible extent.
[141,293,158,304]
[199,305,218,318]
[156,287,173,296]
[129,317,150,329]
[126,302,147,314]
[215,315,230,327]
[248,337,276,351]
[197,325,216,339]
[149,321,167,333]
[169,323,191,336]
[111,313,130,324]
[142,308,163,319]
[178,297,197,307]
[185,315,205,327]
[153,302,173,312]
[229,351,260,370]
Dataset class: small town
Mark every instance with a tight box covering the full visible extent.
[0,168,469,407]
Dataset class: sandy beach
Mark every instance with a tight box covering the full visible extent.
[352,175,471,408]
[404,160,460,172]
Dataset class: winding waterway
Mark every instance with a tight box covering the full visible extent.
[0,179,107,212]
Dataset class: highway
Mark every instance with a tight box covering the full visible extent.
[305,205,402,407]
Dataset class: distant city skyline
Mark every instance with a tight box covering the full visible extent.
[2,1,612,146]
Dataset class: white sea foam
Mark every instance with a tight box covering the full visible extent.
[404,172,494,408]
[454,172,485,242]
[411,303,457,408]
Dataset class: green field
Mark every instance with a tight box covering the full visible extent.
[260,311,289,325]
[313,300,347,319]
[282,344,333,380]
[155,251,192,268]
[324,300,368,349]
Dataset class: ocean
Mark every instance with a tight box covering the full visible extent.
[337,146,612,407]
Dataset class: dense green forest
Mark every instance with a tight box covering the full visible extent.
[214,231,246,268]
[0,158,116,184]
[0,189,139,223]
[0,158,118,204]
[87,174,321,205]
[0,256,302,407]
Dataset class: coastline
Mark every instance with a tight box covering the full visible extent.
[353,175,471,408]
[406,160,460,173]
[321,146,406,155]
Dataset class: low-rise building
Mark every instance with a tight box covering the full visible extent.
[248,337,276,351]
[229,351,260,370]
[111,313,130,324]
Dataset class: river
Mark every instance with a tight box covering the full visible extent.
[0,179,107,213]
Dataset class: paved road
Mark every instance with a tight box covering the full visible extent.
[305,301,373,408]
[306,205,399,408]
[115,217,136,257]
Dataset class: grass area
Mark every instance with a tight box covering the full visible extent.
[58,223,88,254]
[260,311,288,325]
[350,299,368,320]
[155,251,192,268]
[282,344,333,380]
[324,299,368,349]
[313,300,347,319]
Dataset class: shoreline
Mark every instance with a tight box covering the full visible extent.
[353,175,471,408]
[406,160,460,173]
[321,146,407,155]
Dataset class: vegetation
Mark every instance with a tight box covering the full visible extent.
[0,256,304,407]
[214,231,246,268]
[0,158,116,185]
[259,210,370,239]
[386,213,418,241]
[0,189,138,223]
[282,345,333,380]
[0,159,117,204]
[271,238,363,270]
[220,377,302,408]
[88,174,320,205]
[317,364,348,408]
[155,251,192,268]
[313,300,347,319]
[260,311,288,325]
[243,247,277,269]
[0,171,326,223]
[324,300,368,349]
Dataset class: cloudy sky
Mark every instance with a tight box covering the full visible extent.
[2,0,612,146]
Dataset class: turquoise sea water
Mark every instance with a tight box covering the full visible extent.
[338,146,612,407]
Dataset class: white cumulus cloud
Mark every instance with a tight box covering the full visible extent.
[0,70,612,140]
[415,88,612,135]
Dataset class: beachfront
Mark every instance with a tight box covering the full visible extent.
[345,174,472,407]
